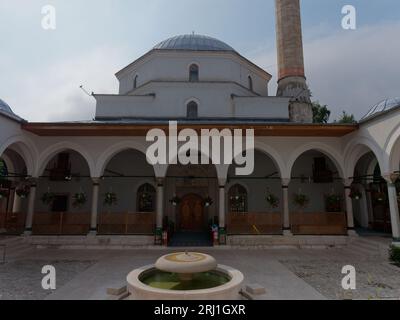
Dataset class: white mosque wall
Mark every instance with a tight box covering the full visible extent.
[116,51,270,96]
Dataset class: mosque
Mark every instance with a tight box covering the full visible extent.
[0,0,399,247]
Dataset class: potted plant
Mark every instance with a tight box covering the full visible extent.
[349,189,362,200]
[266,191,279,209]
[0,189,8,199]
[325,194,342,212]
[73,192,87,208]
[169,195,181,207]
[41,191,55,205]
[374,192,386,203]
[16,186,30,199]
[293,192,309,210]
[203,196,213,208]
[104,192,117,206]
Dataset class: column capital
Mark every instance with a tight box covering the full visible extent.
[28,177,39,186]
[281,178,290,187]
[92,177,101,185]
[156,177,164,186]
[382,173,399,184]
[343,178,353,187]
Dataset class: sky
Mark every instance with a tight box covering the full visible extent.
[0,0,399,122]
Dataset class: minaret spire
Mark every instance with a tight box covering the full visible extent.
[275,0,312,123]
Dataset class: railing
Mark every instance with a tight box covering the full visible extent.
[227,212,283,235]
[290,212,347,235]
[32,212,90,235]
[98,212,155,235]
[0,211,26,235]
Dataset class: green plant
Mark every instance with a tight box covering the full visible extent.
[72,192,87,208]
[312,101,331,124]
[293,193,309,209]
[104,192,117,206]
[325,194,342,212]
[389,245,400,266]
[41,191,55,205]
[349,189,362,200]
[266,192,279,208]
[169,195,181,206]
[16,186,30,198]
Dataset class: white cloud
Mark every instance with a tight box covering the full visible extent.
[253,21,400,121]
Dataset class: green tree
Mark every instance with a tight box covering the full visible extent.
[337,111,356,124]
[312,101,331,124]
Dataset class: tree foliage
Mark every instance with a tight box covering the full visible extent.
[312,101,331,124]
[337,111,357,124]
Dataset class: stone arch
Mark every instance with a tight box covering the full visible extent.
[0,135,37,177]
[344,137,384,178]
[386,125,400,173]
[37,142,95,177]
[95,141,155,178]
[287,142,345,179]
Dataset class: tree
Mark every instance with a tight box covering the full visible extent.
[312,101,331,124]
[337,111,356,124]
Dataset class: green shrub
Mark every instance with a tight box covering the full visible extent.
[389,245,400,266]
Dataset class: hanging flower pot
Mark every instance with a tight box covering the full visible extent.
[373,192,386,203]
[349,189,362,200]
[203,196,213,207]
[169,195,181,207]
[16,186,30,199]
[266,192,279,209]
[41,191,56,205]
[293,193,309,210]
[73,192,87,208]
[104,192,117,206]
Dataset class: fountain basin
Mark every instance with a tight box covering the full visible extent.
[127,264,244,300]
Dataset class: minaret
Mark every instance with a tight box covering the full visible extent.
[275,0,312,123]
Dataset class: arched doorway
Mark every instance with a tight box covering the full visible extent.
[0,147,29,234]
[289,150,347,235]
[179,194,204,231]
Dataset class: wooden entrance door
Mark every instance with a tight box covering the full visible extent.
[179,194,204,231]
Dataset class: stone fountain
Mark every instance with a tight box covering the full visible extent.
[127,252,244,300]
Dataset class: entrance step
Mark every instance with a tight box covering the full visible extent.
[169,232,213,247]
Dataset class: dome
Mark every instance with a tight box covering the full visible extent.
[153,34,235,52]
[362,97,400,120]
[0,99,14,115]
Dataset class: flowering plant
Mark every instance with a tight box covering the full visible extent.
[16,186,30,198]
[73,192,87,208]
[104,192,117,206]
[293,193,309,209]
[266,192,279,209]
[169,195,181,207]
[349,189,362,200]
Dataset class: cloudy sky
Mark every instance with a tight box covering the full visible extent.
[0,0,399,122]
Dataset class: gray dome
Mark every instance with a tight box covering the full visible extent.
[0,99,14,115]
[153,34,235,52]
[362,97,400,120]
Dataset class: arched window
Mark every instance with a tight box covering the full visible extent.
[189,64,199,82]
[136,183,156,212]
[228,184,248,213]
[186,101,198,119]
[133,75,138,89]
[248,76,253,91]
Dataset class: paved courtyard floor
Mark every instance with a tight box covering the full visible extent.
[0,236,399,300]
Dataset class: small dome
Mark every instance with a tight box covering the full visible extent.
[154,34,235,52]
[362,97,400,120]
[0,99,14,115]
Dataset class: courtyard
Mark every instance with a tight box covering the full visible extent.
[0,235,399,300]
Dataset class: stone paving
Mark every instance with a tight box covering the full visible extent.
[0,236,399,300]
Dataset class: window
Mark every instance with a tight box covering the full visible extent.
[186,101,198,119]
[189,64,199,82]
[228,184,248,213]
[137,183,156,212]
[133,75,138,89]
[248,76,253,91]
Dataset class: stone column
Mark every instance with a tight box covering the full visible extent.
[344,179,357,236]
[12,187,22,214]
[156,178,164,230]
[218,185,226,229]
[282,178,292,236]
[24,178,37,235]
[383,174,400,244]
[89,178,100,235]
